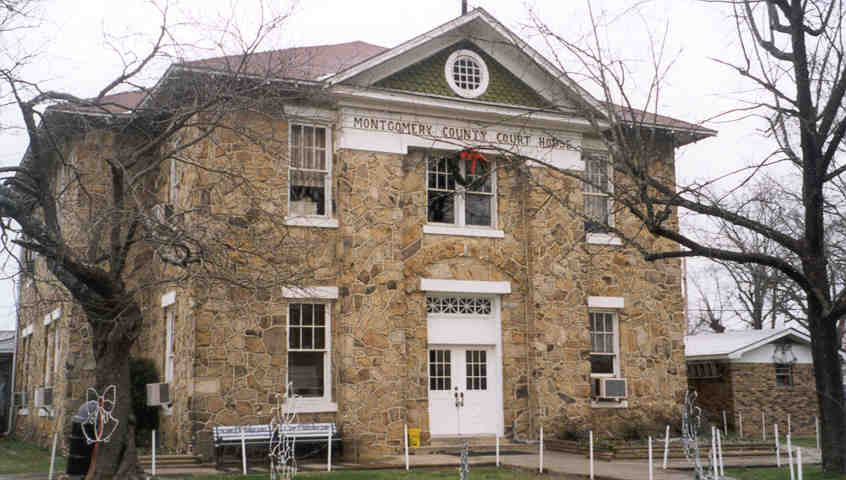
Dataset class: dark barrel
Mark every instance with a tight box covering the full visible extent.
[66,401,97,475]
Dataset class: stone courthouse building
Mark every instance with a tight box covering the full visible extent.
[11,8,713,458]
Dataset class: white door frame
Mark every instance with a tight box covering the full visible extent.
[425,293,504,436]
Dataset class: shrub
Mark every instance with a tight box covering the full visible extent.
[129,357,160,446]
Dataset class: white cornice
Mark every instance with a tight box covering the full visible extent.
[332,86,598,131]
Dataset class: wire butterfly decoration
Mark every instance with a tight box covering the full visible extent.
[269,382,298,480]
[81,385,119,444]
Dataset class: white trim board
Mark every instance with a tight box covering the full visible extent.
[161,291,177,308]
[420,278,511,294]
[282,286,339,299]
[587,296,625,309]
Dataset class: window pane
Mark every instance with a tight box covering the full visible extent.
[315,304,326,326]
[428,192,455,224]
[590,355,614,375]
[315,127,326,149]
[301,304,314,325]
[314,326,325,350]
[289,304,301,325]
[289,326,301,349]
[289,351,324,397]
[290,171,326,216]
[466,193,492,226]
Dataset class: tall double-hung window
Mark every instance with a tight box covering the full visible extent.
[584,153,611,232]
[589,311,618,376]
[288,303,330,400]
[289,124,331,217]
[427,155,495,228]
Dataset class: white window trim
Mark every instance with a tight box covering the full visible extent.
[425,154,498,232]
[163,299,175,415]
[21,325,32,337]
[17,408,29,416]
[588,296,625,309]
[421,278,511,295]
[286,123,334,226]
[161,291,176,308]
[285,301,337,413]
[586,233,622,245]
[282,286,339,299]
[584,151,616,237]
[423,224,504,238]
[589,308,625,409]
[444,49,490,99]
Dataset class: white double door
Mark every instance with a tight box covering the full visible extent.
[428,345,499,436]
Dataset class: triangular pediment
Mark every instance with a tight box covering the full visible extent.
[374,41,549,108]
[330,8,600,115]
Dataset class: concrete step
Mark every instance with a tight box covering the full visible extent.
[138,454,207,468]
[427,435,500,447]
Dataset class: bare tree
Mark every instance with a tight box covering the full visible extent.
[0,3,332,477]
[524,0,846,472]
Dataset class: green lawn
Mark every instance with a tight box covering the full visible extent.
[0,437,66,474]
[179,468,564,479]
[790,436,819,449]
[727,466,846,480]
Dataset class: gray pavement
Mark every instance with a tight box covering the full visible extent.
[0,447,823,479]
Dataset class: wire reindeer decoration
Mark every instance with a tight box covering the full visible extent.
[81,385,119,444]
[269,382,298,480]
[682,390,720,480]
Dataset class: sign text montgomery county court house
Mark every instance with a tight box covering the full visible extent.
[351,115,573,150]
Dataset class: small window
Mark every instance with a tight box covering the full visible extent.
[584,153,611,233]
[775,363,793,387]
[445,50,489,98]
[289,124,331,217]
[465,350,487,391]
[589,311,618,376]
[429,349,451,391]
[288,303,330,399]
[427,154,495,228]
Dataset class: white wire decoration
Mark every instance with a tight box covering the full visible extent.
[81,385,119,444]
[459,440,470,480]
[269,382,298,480]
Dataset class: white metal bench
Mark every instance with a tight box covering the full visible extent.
[212,423,341,467]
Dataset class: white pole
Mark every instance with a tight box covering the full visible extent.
[663,424,670,469]
[241,427,247,475]
[717,429,725,477]
[762,411,766,441]
[496,434,500,467]
[787,433,795,480]
[816,416,821,450]
[723,410,728,437]
[152,429,157,476]
[589,430,594,480]
[48,431,57,480]
[539,425,544,473]
[329,428,333,472]
[648,436,654,480]
[788,414,792,436]
[797,447,803,480]
[403,424,408,471]
[711,426,718,480]
[739,412,743,438]
[776,423,781,467]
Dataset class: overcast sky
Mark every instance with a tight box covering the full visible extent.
[0,0,774,330]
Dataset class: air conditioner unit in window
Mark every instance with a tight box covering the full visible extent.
[599,377,627,399]
[13,391,27,408]
[34,387,53,408]
[146,382,171,406]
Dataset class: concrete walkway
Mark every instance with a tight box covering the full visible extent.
[0,447,823,479]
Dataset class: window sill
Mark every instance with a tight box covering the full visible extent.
[590,400,629,409]
[162,405,174,416]
[285,216,339,228]
[424,224,504,238]
[37,408,54,417]
[586,233,622,245]
[17,408,29,416]
[284,400,338,413]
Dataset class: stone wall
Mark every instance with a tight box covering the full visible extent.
[730,363,817,437]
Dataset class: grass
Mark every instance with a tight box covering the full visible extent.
[727,466,846,479]
[0,437,66,474]
[176,468,568,479]
[791,436,819,449]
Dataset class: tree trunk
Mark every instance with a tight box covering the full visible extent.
[808,305,846,472]
[85,304,145,480]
